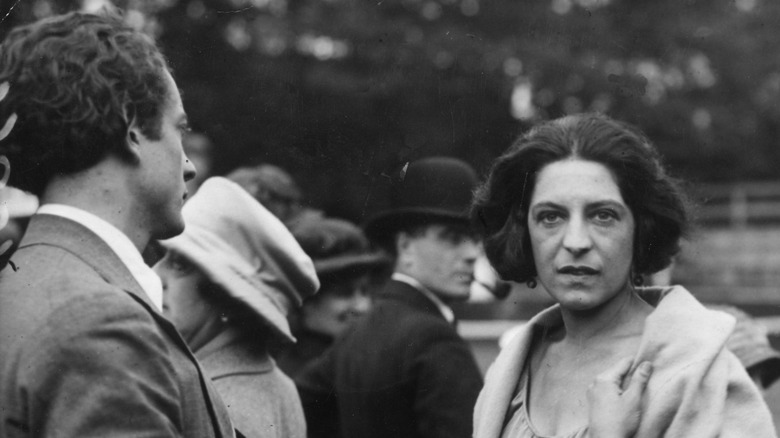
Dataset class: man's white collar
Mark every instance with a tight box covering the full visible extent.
[391,272,455,324]
[37,204,163,311]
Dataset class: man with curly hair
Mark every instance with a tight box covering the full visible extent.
[0,12,235,437]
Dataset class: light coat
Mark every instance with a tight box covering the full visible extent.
[197,329,307,438]
[474,286,777,438]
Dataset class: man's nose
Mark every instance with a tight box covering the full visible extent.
[183,155,197,182]
[461,239,480,265]
[351,294,371,314]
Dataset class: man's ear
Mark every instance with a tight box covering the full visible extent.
[396,232,412,256]
[125,123,144,162]
[394,232,418,272]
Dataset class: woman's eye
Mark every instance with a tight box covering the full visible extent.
[538,212,562,224]
[593,210,617,222]
[167,255,193,274]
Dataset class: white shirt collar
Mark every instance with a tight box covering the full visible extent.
[391,272,455,324]
[37,204,163,311]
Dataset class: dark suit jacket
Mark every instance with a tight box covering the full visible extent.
[275,329,333,380]
[296,280,483,438]
[0,214,234,437]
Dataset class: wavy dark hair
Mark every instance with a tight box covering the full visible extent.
[0,11,170,196]
[471,113,689,283]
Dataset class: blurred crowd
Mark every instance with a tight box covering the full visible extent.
[1,9,779,438]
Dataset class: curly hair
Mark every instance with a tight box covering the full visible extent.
[471,113,689,283]
[0,12,170,196]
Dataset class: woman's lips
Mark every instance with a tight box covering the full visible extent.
[558,266,599,275]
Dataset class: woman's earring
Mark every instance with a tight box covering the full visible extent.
[220,314,229,324]
[526,278,537,289]
[633,274,644,287]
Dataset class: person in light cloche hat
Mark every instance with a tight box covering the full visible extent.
[155,177,319,438]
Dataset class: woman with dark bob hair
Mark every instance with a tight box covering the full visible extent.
[471,113,776,438]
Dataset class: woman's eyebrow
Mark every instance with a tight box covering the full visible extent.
[529,199,628,211]
[587,200,629,210]
[529,201,563,210]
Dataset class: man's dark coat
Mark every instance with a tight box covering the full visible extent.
[297,279,483,438]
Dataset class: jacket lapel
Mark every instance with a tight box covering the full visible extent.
[126,293,235,438]
[473,304,563,438]
[20,214,154,306]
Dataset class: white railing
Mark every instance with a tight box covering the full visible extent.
[458,317,780,341]
[694,181,780,227]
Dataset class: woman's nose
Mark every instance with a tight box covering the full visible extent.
[562,218,592,255]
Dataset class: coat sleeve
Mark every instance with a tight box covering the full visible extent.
[719,354,777,438]
[410,326,484,438]
[10,293,184,438]
[637,343,777,438]
[294,346,339,438]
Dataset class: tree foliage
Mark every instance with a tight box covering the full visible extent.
[2,0,780,220]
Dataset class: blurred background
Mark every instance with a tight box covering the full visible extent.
[1,0,779,425]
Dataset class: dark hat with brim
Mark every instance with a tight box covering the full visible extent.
[364,156,478,243]
[292,216,391,279]
[313,253,390,277]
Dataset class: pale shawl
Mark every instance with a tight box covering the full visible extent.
[473,286,777,438]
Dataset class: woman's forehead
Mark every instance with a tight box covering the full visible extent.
[531,159,624,206]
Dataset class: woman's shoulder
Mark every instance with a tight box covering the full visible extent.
[641,285,736,347]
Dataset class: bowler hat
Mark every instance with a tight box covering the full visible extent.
[160,177,319,343]
[292,216,390,278]
[363,156,478,243]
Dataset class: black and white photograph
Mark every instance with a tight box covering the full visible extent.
[0,0,779,436]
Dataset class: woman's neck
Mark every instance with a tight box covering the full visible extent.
[189,316,231,355]
[558,285,653,346]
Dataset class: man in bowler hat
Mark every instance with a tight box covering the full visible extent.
[296,157,483,438]
[0,12,234,437]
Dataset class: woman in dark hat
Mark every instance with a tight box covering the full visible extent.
[276,216,391,378]
[470,113,775,437]
[155,177,320,438]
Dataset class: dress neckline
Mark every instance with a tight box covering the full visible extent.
[520,345,589,438]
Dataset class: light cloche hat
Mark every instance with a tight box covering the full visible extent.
[160,177,320,343]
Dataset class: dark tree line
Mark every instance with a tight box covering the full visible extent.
[2,0,780,221]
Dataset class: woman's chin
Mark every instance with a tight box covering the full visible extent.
[550,289,607,312]
[558,299,598,313]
